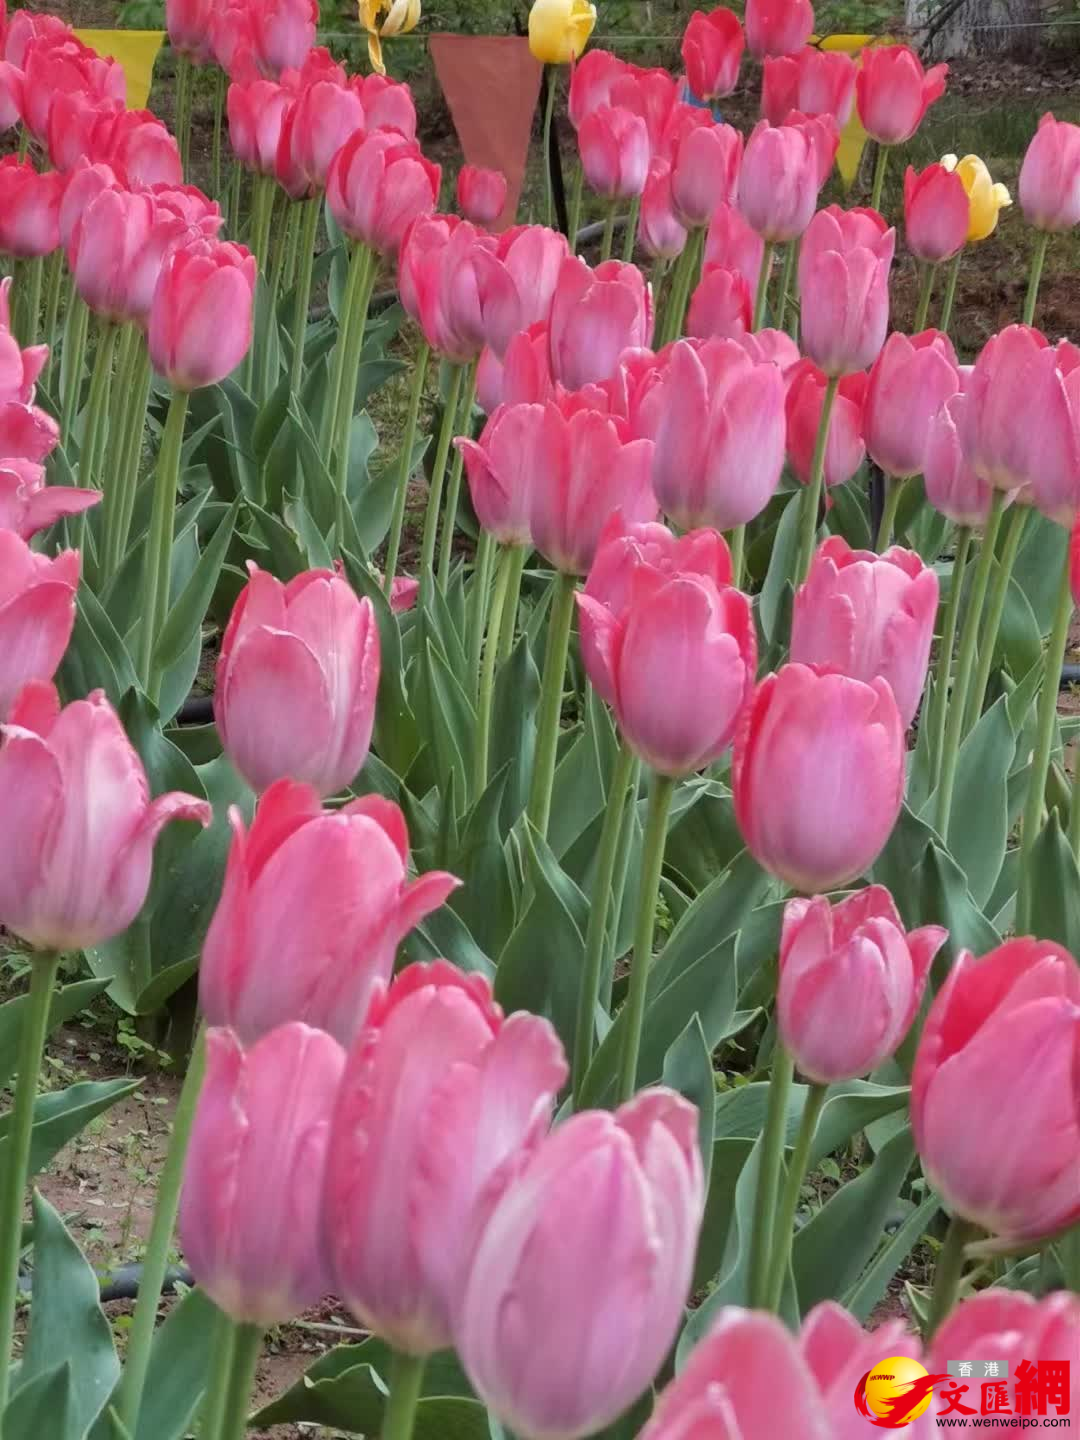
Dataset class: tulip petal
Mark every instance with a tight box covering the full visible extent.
[0,725,63,933]
[0,581,77,715]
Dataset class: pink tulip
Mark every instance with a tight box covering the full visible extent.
[0,534,78,720]
[20,33,125,145]
[4,11,68,68]
[686,264,751,339]
[69,188,191,326]
[397,215,517,362]
[791,537,939,728]
[389,575,418,613]
[0,60,21,133]
[215,564,379,796]
[762,47,856,128]
[799,204,895,376]
[212,0,258,77]
[201,779,457,1045]
[152,183,222,235]
[779,887,946,1082]
[733,663,905,892]
[681,8,744,102]
[180,1024,345,1325]
[287,77,365,192]
[475,323,554,414]
[787,108,841,189]
[912,937,1080,1243]
[0,458,99,541]
[904,162,970,263]
[46,90,110,173]
[864,330,961,480]
[327,129,440,258]
[670,121,742,228]
[924,390,996,526]
[58,161,118,249]
[1019,112,1080,233]
[786,360,867,490]
[612,66,681,154]
[650,337,787,530]
[578,516,753,774]
[493,224,572,337]
[227,77,291,175]
[249,0,316,77]
[704,201,764,293]
[350,72,416,139]
[744,0,813,58]
[324,962,566,1353]
[578,104,650,200]
[0,278,47,400]
[0,680,211,949]
[737,118,819,244]
[90,108,183,189]
[639,160,687,260]
[148,237,256,390]
[457,1088,704,1440]
[166,0,215,61]
[456,164,508,225]
[548,255,652,391]
[568,48,628,129]
[856,44,948,146]
[0,158,61,259]
[456,401,557,546]
[0,401,58,463]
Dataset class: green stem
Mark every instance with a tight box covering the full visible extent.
[616,772,675,1105]
[925,1217,977,1341]
[114,1026,207,1432]
[1023,230,1050,327]
[649,256,668,319]
[228,161,244,241]
[602,757,641,1010]
[382,1350,427,1440]
[15,128,28,161]
[869,142,889,214]
[109,343,153,580]
[334,247,378,548]
[748,1044,794,1309]
[766,1079,827,1310]
[620,193,641,263]
[211,66,226,198]
[965,504,1028,733]
[1017,547,1075,931]
[929,527,972,793]
[933,490,1005,838]
[473,542,516,799]
[728,524,745,589]
[199,1310,237,1440]
[384,339,430,594]
[61,293,90,443]
[100,326,140,577]
[79,320,118,494]
[567,161,584,253]
[541,68,557,230]
[437,361,479,591]
[938,249,963,334]
[875,476,905,552]
[1070,745,1080,861]
[752,240,775,332]
[321,239,368,454]
[466,529,496,706]
[913,262,936,331]
[136,388,190,703]
[0,950,61,1411]
[288,196,321,396]
[14,254,43,348]
[419,363,464,603]
[273,199,299,298]
[497,543,528,663]
[775,239,797,335]
[659,233,696,346]
[215,1322,263,1440]
[599,202,616,264]
[574,740,636,1105]
[526,571,578,840]
[176,54,192,174]
[794,375,839,587]
[40,250,64,387]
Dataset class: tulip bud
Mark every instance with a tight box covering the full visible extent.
[744,0,813,58]
[180,1024,345,1325]
[328,128,441,258]
[495,223,572,336]
[548,255,653,391]
[167,0,215,61]
[779,887,946,1083]
[627,75,688,158]
[0,158,62,259]
[639,160,687,260]
[737,119,819,243]
[91,108,183,190]
[456,164,508,225]
[864,330,961,480]
[456,401,558,545]
[148,237,256,390]
[249,0,317,77]
[457,1089,704,1440]
[929,1291,1080,1416]
[350,71,417,138]
[578,104,650,200]
[686,264,751,339]
[704,201,764,294]
[0,535,79,719]
[903,162,969,264]
[323,962,567,1353]
[475,322,554,414]
[0,458,99,542]
[761,48,855,128]
[568,48,627,128]
[855,44,948,146]
[732,663,905,892]
[798,205,895,376]
[785,360,868,492]
[398,216,517,361]
[681,8,744,102]
[227,76,292,175]
[924,390,996,526]
[528,0,596,64]
[0,681,211,950]
[942,152,1012,242]
[1019,112,1080,234]
[912,938,1080,1244]
[670,121,743,229]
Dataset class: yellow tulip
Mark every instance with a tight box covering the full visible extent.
[941,153,1012,243]
[361,0,421,76]
[528,0,596,64]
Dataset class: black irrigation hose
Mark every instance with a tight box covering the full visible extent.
[17,1262,194,1303]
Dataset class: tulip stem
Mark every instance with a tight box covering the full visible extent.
[621,194,641,263]
[913,262,936,332]
[933,490,1005,839]
[79,319,118,498]
[875,477,905,553]
[602,756,641,1010]
[965,504,1029,734]
[497,543,529,664]
[137,386,190,704]
[215,1323,264,1440]
[748,1041,794,1309]
[99,325,140,581]
[288,196,322,397]
[382,1349,426,1440]
[869,142,889,214]
[541,67,558,230]
[728,524,745,589]
[574,740,637,1105]
[928,526,972,793]
[0,950,61,1412]
[13,254,42,348]
[616,772,676,1106]
[599,202,617,264]
[1016,548,1075,932]
[467,529,497,711]
[649,256,668,319]
[938,250,963,334]
[526,571,578,841]
[114,1026,207,1433]
[1023,230,1050,327]
[1069,751,1080,862]
[794,374,839,587]
[384,339,430,596]
[175,54,193,174]
[107,340,153,581]
[334,246,379,548]
[474,541,516,799]
[61,292,90,442]
[752,240,775,332]
[775,240,797,335]
[199,1309,236,1440]
[925,1217,978,1341]
[211,66,226,199]
[322,240,370,456]
[437,360,479,591]
[766,1080,827,1311]
[660,230,699,345]
[567,162,584,253]
[40,249,64,387]
[419,363,464,604]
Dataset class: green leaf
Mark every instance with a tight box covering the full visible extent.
[450,768,516,958]
[0,980,110,1091]
[915,842,1001,960]
[652,850,771,999]
[1026,810,1080,953]
[760,490,802,643]
[340,551,420,779]
[422,639,476,809]
[489,632,540,834]
[547,689,618,862]
[1013,511,1067,634]
[943,696,1016,907]
[56,587,139,708]
[404,899,495,980]
[247,501,308,579]
[844,1191,941,1323]
[128,1289,220,1440]
[662,1015,716,1184]
[14,1193,118,1438]
[152,498,241,671]
[999,574,1043,681]
[0,1081,140,1181]
[3,1362,72,1439]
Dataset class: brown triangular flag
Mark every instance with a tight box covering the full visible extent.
[429,33,543,232]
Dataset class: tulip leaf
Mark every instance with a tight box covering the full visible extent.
[13,1193,119,1439]
[1026,810,1080,955]
[204,379,259,501]
[998,573,1043,684]
[662,780,744,895]
[419,639,476,810]
[828,475,872,551]
[1013,511,1067,636]
[0,1080,139,1182]
[760,489,803,645]
[547,687,619,863]
[56,587,139,710]
[152,497,241,673]
[0,979,110,1092]
[844,1191,941,1323]
[2,1363,73,1439]
[915,841,1001,963]
[489,632,540,835]
[247,501,309,579]
[403,894,495,980]
[662,1015,716,1184]
[341,550,421,780]
[111,1288,220,1440]
[451,766,517,958]
[941,696,1015,907]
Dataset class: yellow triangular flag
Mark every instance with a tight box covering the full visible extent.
[814,32,893,191]
[73,29,166,110]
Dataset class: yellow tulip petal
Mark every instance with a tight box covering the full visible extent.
[367,29,385,72]
[940,153,958,172]
[992,182,1012,210]
[360,0,380,30]
[529,0,594,63]
[380,0,412,37]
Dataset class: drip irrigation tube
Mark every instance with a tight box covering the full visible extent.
[17,1262,194,1303]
